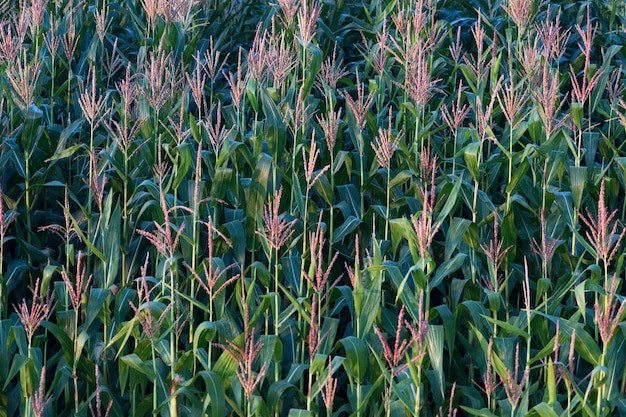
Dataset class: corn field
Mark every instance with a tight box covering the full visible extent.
[2,0,626,416]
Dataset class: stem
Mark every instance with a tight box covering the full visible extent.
[327,153,335,265]
[153,110,159,161]
[385,169,390,241]
[66,68,71,120]
[452,131,458,175]
[164,258,177,392]
[274,247,280,382]
[122,155,129,286]
[151,342,158,416]
[300,187,309,297]
[506,122,513,212]
[414,365,422,416]
[385,380,392,417]
[356,381,362,417]
[25,344,32,417]
[596,357,604,417]
[73,308,79,414]
[567,381,572,417]
[307,366,313,411]
[87,124,95,274]
[571,208,578,255]
[25,150,31,237]
[50,55,55,123]
[414,111,420,170]
[472,180,479,224]
[0,249,4,319]
[358,130,365,218]
[103,301,109,380]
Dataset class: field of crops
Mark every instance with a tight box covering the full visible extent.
[2,0,626,415]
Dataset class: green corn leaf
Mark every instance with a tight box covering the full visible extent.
[310,353,328,375]
[435,173,463,227]
[120,353,156,379]
[338,336,368,382]
[223,220,246,266]
[445,217,471,260]
[245,77,258,114]
[426,325,445,405]
[528,403,559,417]
[501,210,516,269]
[288,410,314,417]
[590,45,622,113]
[337,184,362,218]
[614,157,626,188]
[211,167,235,201]
[307,356,344,400]
[486,291,501,312]
[172,142,193,190]
[430,253,466,289]
[192,321,220,361]
[245,153,273,246]
[459,406,499,417]
[4,139,25,178]
[4,260,28,293]
[333,150,350,175]
[85,288,109,329]
[318,317,339,355]
[312,172,335,205]
[105,319,137,357]
[481,315,530,338]
[539,313,602,367]
[434,304,457,356]
[189,114,201,142]
[198,371,226,417]
[259,334,280,363]
[332,215,361,244]
[277,281,310,323]
[4,354,29,391]
[384,262,421,318]
[20,105,43,156]
[48,118,84,160]
[459,65,478,95]
[463,142,481,182]
[292,170,305,217]
[40,321,74,364]
[260,88,287,161]
[75,330,90,363]
[570,102,584,131]
[469,323,508,380]
[554,192,575,229]
[463,302,492,341]
[268,381,295,416]
[248,291,272,329]
[281,255,302,295]
[46,143,84,162]
[285,363,309,386]
[583,132,599,169]
[300,43,323,97]
[388,170,413,189]
[547,358,557,407]
[358,287,381,337]
[569,166,587,209]
[67,208,106,263]
[101,197,121,288]
[0,318,15,377]
[505,158,530,194]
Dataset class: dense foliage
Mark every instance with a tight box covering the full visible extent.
[2,0,626,416]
